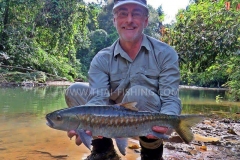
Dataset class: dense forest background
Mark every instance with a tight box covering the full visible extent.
[0,0,239,101]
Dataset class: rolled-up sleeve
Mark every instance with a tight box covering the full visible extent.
[158,46,182,115]
[86,53,110,105]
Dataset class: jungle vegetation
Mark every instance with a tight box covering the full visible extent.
[0,0,239,101]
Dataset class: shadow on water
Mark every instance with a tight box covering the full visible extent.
[0,86,239,159]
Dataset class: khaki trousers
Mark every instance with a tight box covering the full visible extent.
[65,82,161,112]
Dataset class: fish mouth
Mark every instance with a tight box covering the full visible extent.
[46,115,54,128]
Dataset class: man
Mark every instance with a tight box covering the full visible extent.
[65,0,181,159]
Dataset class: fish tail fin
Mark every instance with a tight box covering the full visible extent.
[175,115,204,143]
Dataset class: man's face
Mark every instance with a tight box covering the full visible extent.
[113,4,148,43]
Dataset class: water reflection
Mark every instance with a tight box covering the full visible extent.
[0,86,67,116]
[180,89,240,119]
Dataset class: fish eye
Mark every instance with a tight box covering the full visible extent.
[56,115,62,121]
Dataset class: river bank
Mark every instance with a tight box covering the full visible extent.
[0,80,228,91]
[0,70,228,90]
[0,80,73,87]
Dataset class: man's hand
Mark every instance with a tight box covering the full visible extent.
[146,126,168,139]
[67,130,92,145]
[67,130,103,146]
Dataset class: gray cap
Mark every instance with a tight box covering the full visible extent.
[113,0,148,11]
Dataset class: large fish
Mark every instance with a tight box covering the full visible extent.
[46,102,204,155]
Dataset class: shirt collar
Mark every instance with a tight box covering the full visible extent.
[113,34,151,58]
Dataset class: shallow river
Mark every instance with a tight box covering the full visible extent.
[0,86,239,160]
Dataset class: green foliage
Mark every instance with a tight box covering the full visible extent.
[181,55,228,87]
[77,29,109,77]
[224,55,240,101]
[156,5,164,22]
[174,0,239,72]
[161,0,240,101]
[89,29,109,53]
[160,1,240,101]
[77,0,117,78]
[97,0,118,44]
[87,3,101,31]
[144,5,162,39]
[215,95,223,103]
[34,0,90,80]
[0,0,90,81]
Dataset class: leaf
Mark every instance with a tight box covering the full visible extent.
[128,144,140,149]
[194,134,220,142]
[200,145,207,151]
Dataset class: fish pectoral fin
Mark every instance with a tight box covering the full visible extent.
[118,102,138,111]
[149,131,169,140]
[76,129,92,150]
[115,138,128,156]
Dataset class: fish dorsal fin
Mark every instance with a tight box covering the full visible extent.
[119,102,138,111]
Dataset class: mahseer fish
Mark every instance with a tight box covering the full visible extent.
[46,102,204,155]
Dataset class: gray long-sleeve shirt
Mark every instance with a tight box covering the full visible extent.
[87,35,181,115]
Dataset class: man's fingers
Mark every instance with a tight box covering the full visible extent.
[146,133,168,139]
[75,135,82,146]
[146,134,158,139]
[68,130,91,146]
[67,130,93,146]
[145,126,169,139]
[97,136,103,139]
[86,130,92,136]
[152,126,168,134]
[67,130,77,139]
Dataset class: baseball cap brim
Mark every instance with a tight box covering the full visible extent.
[113,0,148,11]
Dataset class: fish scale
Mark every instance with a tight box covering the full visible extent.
[75,106,179,138]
